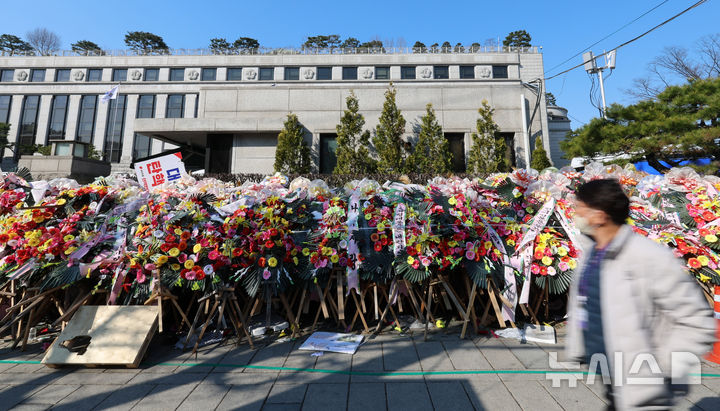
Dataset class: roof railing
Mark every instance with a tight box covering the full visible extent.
[0,45,540,57]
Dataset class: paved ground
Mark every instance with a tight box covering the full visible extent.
[1,325,719,411]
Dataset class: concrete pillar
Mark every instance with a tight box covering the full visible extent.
[120,95,138,165]
[311,132,320,173]
[156,94,168,118]
[449,65,460,79]
[158,67,170,82]
[390,66,401,80]
[101,68,111,82]
[46,69,56,83]
[184,94,197,118]
[216,67,227,82]
[332,67,342,80]
[4,97,23,153]
[34,95,52,146]
[64,95,81,141]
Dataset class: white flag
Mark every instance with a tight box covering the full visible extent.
[101,85,119,103]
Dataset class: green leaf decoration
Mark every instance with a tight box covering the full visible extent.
[533,269,574,295]
[40,264,81,291]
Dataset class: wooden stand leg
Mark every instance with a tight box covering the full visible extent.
[461,280,478,339]
[424,281,433,342]
[486,278,506,329]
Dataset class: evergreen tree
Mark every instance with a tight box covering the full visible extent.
[407,104,451,174]
[274,114,312,174]
[412,41,427,53]
[334,92,377,174]
[467,100,501,174]
[531,136,553,170]
[71,40,103,55]
[373,85,407,173]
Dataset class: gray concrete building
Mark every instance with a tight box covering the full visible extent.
[0,46,570,176]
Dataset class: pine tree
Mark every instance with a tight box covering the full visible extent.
[372,85,407,173]
[274,114,312,174]
[467,100,501,174]
[530,136,553,170]
[407,104,451,174]
[334,92,377,174]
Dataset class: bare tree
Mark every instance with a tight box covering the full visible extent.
[26,28,60,56]
[626,33,720,100]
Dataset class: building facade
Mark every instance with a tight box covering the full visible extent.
[0,47,569,175]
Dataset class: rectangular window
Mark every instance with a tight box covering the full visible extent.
[375,66,390,80]
[132,133,153,161]
[103,95,126,162]
[76,95,98,143]
[144,68,159,81]
[259,67,274,81]
[30,69,46,82]
[316,66,332,80]
[0,70,14,82]
[401,66,416,79]
[17,96,40,156]
[55,69,71,82]
[445,133,466,173]
[227,67,243,81]
[112,69,127,82]
[169,68,185,81]
[342,67,357,80]
[319,134,338,174]
[87,69,103,81]
[201,68,217,81]
[166,94,184,118]
[0,95,11,123]
[459,65,475,79]
[433,66,449,79]
[284,67,299,81]
[492,65,508,79]
[136,95,156,119]
[48,95,69,141]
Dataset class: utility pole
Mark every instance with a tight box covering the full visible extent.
[582,50,616,119]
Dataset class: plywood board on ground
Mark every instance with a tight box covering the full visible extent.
[42,305,158,368]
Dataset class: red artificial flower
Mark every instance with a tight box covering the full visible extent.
[374,243,383,252]
[259,257,266,267]
[270,228,278,237]
[265,240,275,249]
[178,241,187,251]
[166,235,177,243]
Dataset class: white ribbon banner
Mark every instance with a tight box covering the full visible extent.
[346,193,361,294]
[392,203,407,256]
[516,198,556,305]
[483,222,517,322]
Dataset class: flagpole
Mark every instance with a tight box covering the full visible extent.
[108,82,120,163]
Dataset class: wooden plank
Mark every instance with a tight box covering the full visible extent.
[42,306,158,367]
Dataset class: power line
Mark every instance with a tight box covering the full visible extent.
[545,0,708,81]
[545,0,669,75]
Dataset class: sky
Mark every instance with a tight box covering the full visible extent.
[2,0,718,129]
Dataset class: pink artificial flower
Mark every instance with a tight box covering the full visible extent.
[558,262,569,272]
[178,253,187,263]
[186,270,196,280]
[262,269,271,280]
[531,264,541,274]
[144,263,156,272]
[547,266,557,276]
[465,250,476,260]
[136,270,147,284]
[208,250,219,260]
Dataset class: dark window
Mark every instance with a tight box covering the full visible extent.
[193,94,198,118]
[87,69,103,81]
[48,95,69,141]
[17,96,40,156]
[103,95,126,162]
[459,66,475,79]
[201,68,217,81]
[132,133,153,161]
[227,67,242,80]
[284,67,299,80]
[342,67,357,80]
[30,69,45,82]
[112,69,127,82]
[0,70,14,82]
[401,66,416,79]
[445,133,466,173]
[0,95,11,123]
[319,134,337,174]
[169,68,185,81]
[166,94,184,118]
[433,66,449,79]
[375,66,390,80]
[144,68,159,81]
[55,69,71,82]
[259,67,274,81]
[492,65,508,79]
[316,66,332,80]
[136,95,156,118]
[496,132,516,167]
[76,95,97,143]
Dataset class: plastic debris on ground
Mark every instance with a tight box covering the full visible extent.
[493,324,556,344]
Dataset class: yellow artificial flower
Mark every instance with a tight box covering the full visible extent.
[557,247,568,257]
[63,235,75,242]
[174,228,183,235]
[542,256,553,266]
[268,257,278,267]
[705,234,718,243]
[193,243,202,254]
[56,198,67,205]
[64,246,78,255]
[171,263,181,271]
[407,256,415,265]
[27,238,40,247]
[302,248,310,256]
[156,255,168,265]
[448,197,457,205]
[184,260,194,269]
[169,248,180,257]
[330,254,339,264]
[568,259,577,269]
[293,256,299,265]
[697,255,710,266]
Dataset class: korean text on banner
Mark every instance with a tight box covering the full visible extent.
[134,152,187,191]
